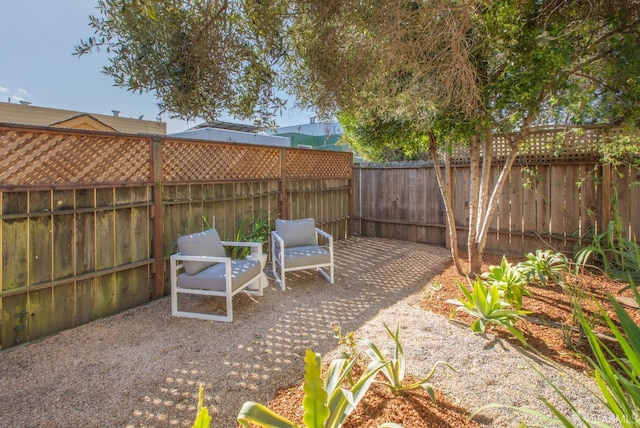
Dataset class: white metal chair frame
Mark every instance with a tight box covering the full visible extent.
[170,241,263,322]
[271,228,334,291]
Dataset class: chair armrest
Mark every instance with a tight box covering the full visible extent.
[315,228,333,243]
[170,253,230,264]
[221,241,261,248]
[271,231,284,247]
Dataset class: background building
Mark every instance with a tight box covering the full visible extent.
[273,118,347,151]
[0,101,167,134]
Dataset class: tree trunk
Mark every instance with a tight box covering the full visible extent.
[468,135,482,274]
[429,133,463,274]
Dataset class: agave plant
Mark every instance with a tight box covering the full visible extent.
[360,324,453,400]
[518,249,570,287]
[237,348,391,428]
[447,278,530,345]
[482,255,529,310]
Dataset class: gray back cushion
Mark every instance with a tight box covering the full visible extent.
[275,218,317,248]
[177,228,226,275]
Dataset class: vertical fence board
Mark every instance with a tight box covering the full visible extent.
[76,212,96,274]
[115,270,134,312]
[2,219,28,289]
[613,165,631,237]
[76,278,95,326]
[564,165,581,250]
[27,288,54,340]
[51,282,75,333]
[53,214,74,279]
[536,165,552,246]
[95,274,115,319]
[115,208,132,266]
[95,210,115,270]
[132,205,150,261]
[509,167,524,253]
[29,216,52,285]
[579,164,597,238]
[549,165,566,250]
[1,294,28,348]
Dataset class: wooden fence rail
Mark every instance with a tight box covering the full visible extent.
[0,124,352,349]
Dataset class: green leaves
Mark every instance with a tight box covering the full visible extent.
[581,291,640,426]
[361,324,452,400]
[237,348,387,428]
[448,277,529,345]
[191,384,212,428]
[482,255,529,309]
[303,350,330,428]
[519,250,569,287]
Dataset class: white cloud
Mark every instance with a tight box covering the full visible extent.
[17,88,31,96]
[0,86,8,93]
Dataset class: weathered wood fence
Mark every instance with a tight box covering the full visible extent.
[354,125,640,255]
[0,124,352,349]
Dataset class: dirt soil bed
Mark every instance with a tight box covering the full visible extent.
[0,239,627,427]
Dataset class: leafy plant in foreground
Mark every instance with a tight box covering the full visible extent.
[473,284,640,427]
[361,324,453,399]
[191,384,211,428]
[237,348,391,428]
[447,278,530,345]
[519,249,570,287]
[482,255,529,310]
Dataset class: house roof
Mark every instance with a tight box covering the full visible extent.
[49,114,119,132]
[190,121,264,134]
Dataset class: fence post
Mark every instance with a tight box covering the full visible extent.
[151,137,164,299]
[280,147,287,219]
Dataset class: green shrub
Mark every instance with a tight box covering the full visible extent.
[228,213,272,259]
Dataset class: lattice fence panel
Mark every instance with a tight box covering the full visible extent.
[449,125,623,165]
[162,140,281,181]
[0,128,151,186]
[286,149,352,179]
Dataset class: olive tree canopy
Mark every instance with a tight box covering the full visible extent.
[78,0,640,273]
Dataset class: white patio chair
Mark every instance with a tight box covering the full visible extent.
[170,228,263,322]
[271,218,334,291]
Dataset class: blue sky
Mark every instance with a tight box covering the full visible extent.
[0,1,312,133]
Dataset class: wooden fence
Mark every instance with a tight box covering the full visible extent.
[0,124,352,349]
[354,126,640,255]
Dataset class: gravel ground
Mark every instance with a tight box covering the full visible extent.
[0,237,617,427]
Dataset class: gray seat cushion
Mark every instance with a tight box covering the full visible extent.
[177,228,226,275]
[177,259,261,292]
[283,245,331,268]
[275,218,316,247]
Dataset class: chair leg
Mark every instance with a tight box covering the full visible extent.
[226,292,233,322]
[170,259,179,316]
